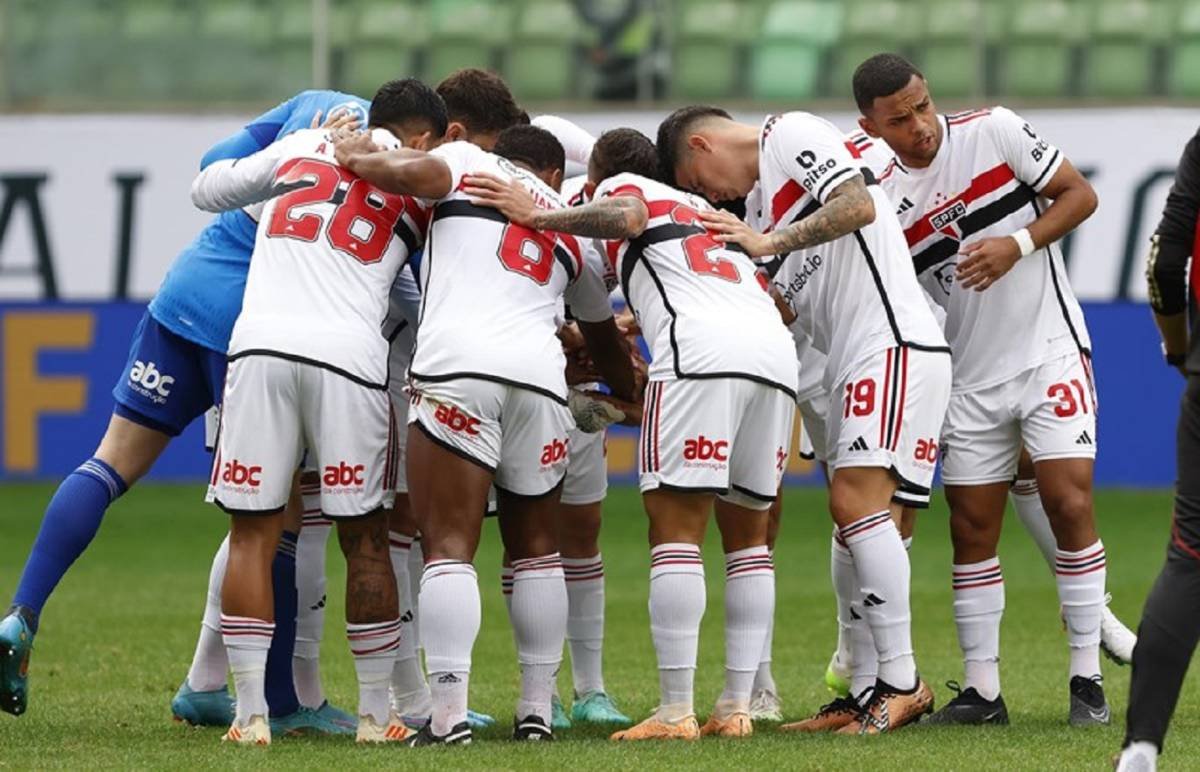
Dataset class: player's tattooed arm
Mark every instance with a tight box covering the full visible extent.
[699,176,875,257]
[464,172,649,238]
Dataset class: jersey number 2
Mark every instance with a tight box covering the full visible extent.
[266,158,408,265]
[671,205,740,283]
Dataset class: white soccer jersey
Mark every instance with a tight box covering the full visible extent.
[409,141,613,402]
[191,128,426,387]
[879,107,1091,391]
[845,128,896,179]
[759,112,946,390]
[593,172,797,395]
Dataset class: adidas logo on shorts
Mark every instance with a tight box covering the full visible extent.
[849,437,870,452]
[1076,430,1094,446]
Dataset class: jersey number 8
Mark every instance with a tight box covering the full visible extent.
[266,158,410,265]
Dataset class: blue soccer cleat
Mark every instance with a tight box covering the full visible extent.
[467,708,496,729]
[313,700,358,731]
[551,693,572,730]
[171,680,235,727]
[571,691,632,726]
[0,610,35,717]
[271,705,355,736]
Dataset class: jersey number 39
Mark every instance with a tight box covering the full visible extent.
[267,158,410,265]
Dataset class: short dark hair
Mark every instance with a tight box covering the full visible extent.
[368,78,448,137]
[852,53,924,113]
[436,68,523,135]
[655,105,731,185]
[592,128,659,182]
[494,125,566,176]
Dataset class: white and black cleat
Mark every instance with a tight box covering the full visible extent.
[406,720,472,746]
[513,714,554,741]
[1069,675,1111,727]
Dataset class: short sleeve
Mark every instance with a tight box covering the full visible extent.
[593,172,649,203]
[429,141,486,201]
[985,107,1064,193]
[767,112,863,205]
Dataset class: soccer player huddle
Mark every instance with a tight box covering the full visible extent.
[1,54,1141,749]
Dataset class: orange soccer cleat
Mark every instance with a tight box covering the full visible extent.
[780,696,862,733]
[836,679,934,735]
[610,713,700,741]
[700,711,754,738]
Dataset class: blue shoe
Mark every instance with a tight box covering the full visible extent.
[0,611,34,716]
[570,691,632,726]
[467,708,495,729]
[171,681,234,727]
[551,694,572,730]
[313,700,357,731]
[271,705,354,736]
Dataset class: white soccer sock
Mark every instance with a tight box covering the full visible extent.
[833,532,877,700]
[187,535,230,692]
[347,618,401,725]
[719,546,774,713]
[649,543,706,721]
[388,532,429,714]
[501,564,514,616]
[753,549,777,695]
[294,504,331,709]
[512,554,568,724]
[1056,540,1107,679]
[407,537,424,649]
[902,536,914,552]
[420,560,480,735]
[840,512,916,691]
[221,614,274,723]
[563,554,606,695]
[952,557,1004,700]
[1011,480,1058,568]
[1116,741,1159,772]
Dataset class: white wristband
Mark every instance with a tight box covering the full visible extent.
[1011,227,1036,258]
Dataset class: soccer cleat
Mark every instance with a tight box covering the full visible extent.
[467,708,496,729]
[780,696,861,733]
[356,712,414,743]
[171,681,235,727]
[406,720,472,746]
[749,688,783,722]
[571,691,632,726]
[610,713,700,741]
[313,700,358,731]
[824,651,851,698]
[926,681,1009,726]
[1069,675,1111,727]
[1100,599,1137,666]
[0,609,34,717]
[272,705,355,737]
[1114,742,1158,772]
[513,713,554,741]
[222,714,271,745]
[403,705,494,731]
[837,678,934,735]
[551,693,572,730]
[699,711,753,737]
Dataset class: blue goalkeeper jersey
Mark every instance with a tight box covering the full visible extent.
[147,90,369,353]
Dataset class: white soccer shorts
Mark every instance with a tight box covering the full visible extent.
[207,355,398,518]
[562,427,608,506]
[828,346,952,509]
[797,389,831,463]
[638,377,795,511]
[407,376,574,497]
[941,351,1098,486]
[387,324,415,494]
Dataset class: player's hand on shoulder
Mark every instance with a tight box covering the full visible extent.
[464,172,539,228]
[332,126,380,168]
[956,236,1022,291]
[698,209,773,257]
[316,107,361,133]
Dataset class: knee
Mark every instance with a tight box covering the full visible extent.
[337,511,389,560]
[1041,485,1093,528]
[827,483,862,527]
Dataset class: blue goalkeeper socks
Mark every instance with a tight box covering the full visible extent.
[12,458,128,631]
[266,530,300,718]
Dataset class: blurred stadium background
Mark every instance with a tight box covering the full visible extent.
[0,0,1194,488]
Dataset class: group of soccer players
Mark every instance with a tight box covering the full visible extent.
[1,52,1143,750]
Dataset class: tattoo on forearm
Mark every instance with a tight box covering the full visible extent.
[768,177,873,253]
[533,197,643,238]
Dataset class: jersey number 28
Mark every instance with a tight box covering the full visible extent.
[266,158,409,265]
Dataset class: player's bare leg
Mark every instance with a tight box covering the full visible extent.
[611,490,709,742]
[405,424,493,745]
[498,485,568,740]
[1034,456,1112,725]
[748,493,784,721]
[1008,450,1136,664]
[827,466,932,735]
[386,493,431,725]
[701,498,773,738]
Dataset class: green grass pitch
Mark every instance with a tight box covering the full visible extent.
[0,483,1196,770]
